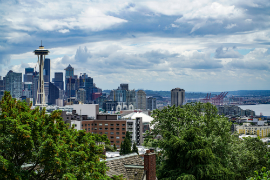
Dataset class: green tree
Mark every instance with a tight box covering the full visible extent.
[144,102,268,180]
[113,144,117,151]
[0,91,113,180]
[132,142,138,154]
[120,131,132,155]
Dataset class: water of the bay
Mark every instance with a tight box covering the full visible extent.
[238,104,270,116]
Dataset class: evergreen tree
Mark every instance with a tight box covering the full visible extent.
[119,131,132,155]
[132,142,138,154]
[113,144,117,151]
[0,91,116,179]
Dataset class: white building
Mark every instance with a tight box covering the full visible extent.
[69,104,99,119]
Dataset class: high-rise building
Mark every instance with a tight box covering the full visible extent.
[65,64,76,99]
[48,82,59,105]
[44,58,50,82]
[4,70,22,98]
[53,72,64,90]
[120,83,129,91]
[171,88,185,106]
[136,90,147,110]
[76,88,86,104]
[0,76,4,91]
[147,97,157,110]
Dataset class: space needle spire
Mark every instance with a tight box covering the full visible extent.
[34,41,50,109]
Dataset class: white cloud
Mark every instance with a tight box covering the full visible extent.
[58,29,70,33]
[225,23,237,29]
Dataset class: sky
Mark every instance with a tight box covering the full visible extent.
[1,0,270,92]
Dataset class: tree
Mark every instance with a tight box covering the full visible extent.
[0,91,113,179]
[113,144,117,151]
[132,142,138,154]
[120,131,132,155]
[144,102,269,180]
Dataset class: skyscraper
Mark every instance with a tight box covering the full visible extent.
[65,64,76,99]
[53,72,64,90]
[147,97,157,110]
[4,70,22,98]
[136,90,147,110]
[48,82,59,105]
[44,58,50,82]
[171,88,185,106]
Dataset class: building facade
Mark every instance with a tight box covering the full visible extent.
[147,97,157,110]
[171,88,185,106]
[136,90,147,110]
[5,70,22,98]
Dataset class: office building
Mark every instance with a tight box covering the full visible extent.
[76,88,86,104]
[171,88,185,106]
[44,58,50,82]
[53,72,64,90]
[65,64,75,99]
[147,97,157,110]
[120,83,129,91]
[136,90,147,110]
[48,82,59,105]
[0,76,4,91]
[4,70,22,98]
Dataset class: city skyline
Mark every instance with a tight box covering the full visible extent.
[1,0,270,92]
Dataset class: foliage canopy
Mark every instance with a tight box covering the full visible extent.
[0,91,113,180]
[144,102,269,180]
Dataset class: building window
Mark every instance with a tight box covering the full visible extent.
[116,145,120,147]
[116,132,119,135]
[110,128,114,130]
[105,124,108,126]
[81,124,83,127]
[111,132,114,135]
[95,123,97,126]
[85,124,87,127]
[75,124,77,127]
[94,128,97,130]
[92,128,93,130]
[88,124,90,126]
[110,124,114,126]
[110,141,114,143]
[122,124,125,126]
[122,137,125,139]
[99,123,102,126]
[116,124,119,126]
[105,132,108,134]
[111,136,114,139]
[99,128,102,130]
[116,128,119,130]
[105,128,108,130]
[85,128,87,131]
[99,132,102,134]
[122,132,125,135]
[116,141,120,143]
[116,137,120,139]
[88,128,90,131]
[122,128,125,130]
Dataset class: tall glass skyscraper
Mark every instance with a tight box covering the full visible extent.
[5,70,22,98]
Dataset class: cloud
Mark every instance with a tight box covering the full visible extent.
[226,48,270,70]
[75,46,92,63]
[58,29,70,33]
[215,46,243,58]
[225,23,237,29]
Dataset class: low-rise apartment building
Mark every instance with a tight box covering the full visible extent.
[235,123,270,138]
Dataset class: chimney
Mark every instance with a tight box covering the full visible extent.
[144,150,156,180]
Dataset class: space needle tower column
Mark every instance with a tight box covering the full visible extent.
[34,42,49,109]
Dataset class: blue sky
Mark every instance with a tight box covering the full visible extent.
[1,0,270,91]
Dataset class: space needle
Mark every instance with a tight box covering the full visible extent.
[34,41,49,109]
